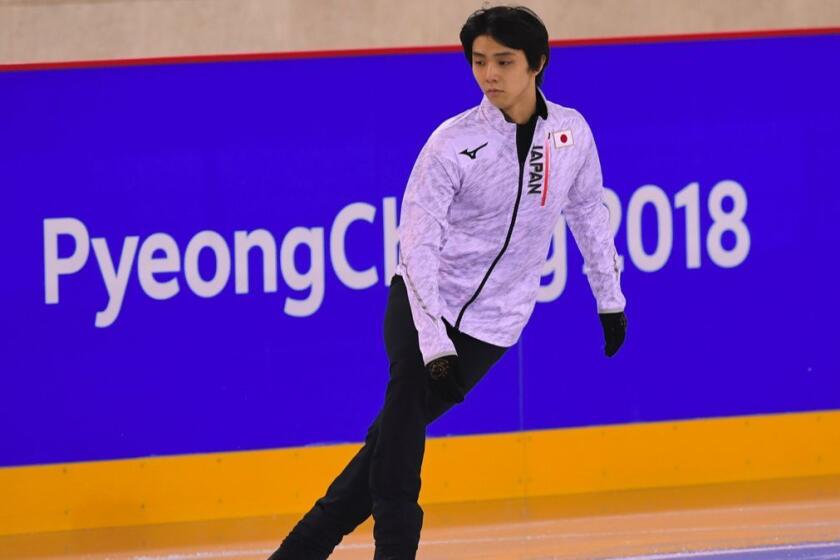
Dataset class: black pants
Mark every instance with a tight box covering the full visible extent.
[269,275,508,559]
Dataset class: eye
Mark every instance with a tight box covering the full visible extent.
[499,60,512,66]
[473,59,485,66]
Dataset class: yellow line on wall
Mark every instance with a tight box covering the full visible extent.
[1,410,839,536]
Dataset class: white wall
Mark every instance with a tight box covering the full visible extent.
[1,0,839,65]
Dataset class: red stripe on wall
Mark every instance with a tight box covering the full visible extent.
[1,27,838,72]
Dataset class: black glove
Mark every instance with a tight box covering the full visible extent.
[599,311,627,357]
[426,355,465,403]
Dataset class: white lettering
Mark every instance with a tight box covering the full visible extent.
[331,202,378,290]
[184,231,231,298]
[234,229,278,294]
[43,218,90,304]
[627,185,673,272]
[92,236,139,327]
[383,197,400,286]
[137,233,181,300]
[281,227,325,317]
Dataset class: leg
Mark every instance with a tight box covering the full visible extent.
[368,277,430,558]
[269,276,507,559]
[270,415,382,559]
[367,321,508,559]
[369,282,508,558]
[369,367,427,559]
[268,277,417,560]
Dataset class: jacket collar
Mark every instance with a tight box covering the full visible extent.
[480,86,549,134]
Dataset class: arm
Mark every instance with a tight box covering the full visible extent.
[563,116,626,315]
[398,137,459,366]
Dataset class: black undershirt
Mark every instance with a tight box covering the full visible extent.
[511,91,548,168]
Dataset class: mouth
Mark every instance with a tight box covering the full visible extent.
[487,89,503,95]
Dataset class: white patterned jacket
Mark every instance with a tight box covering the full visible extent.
[396,87,625,365]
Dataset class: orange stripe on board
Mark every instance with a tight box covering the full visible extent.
[1,410,839,536]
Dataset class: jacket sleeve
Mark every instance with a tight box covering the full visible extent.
[398,137,459,366]
[563,117,626,313]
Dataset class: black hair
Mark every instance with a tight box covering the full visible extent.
[459,5,550,86]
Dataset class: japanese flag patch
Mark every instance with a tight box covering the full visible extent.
[553,129,574,148]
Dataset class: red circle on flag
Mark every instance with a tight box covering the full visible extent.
[560,134,568,143]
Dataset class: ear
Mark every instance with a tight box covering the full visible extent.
[535,54,547,75]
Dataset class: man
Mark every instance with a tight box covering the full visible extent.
[269,5,627,559]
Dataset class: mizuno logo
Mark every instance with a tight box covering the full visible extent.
[459,142,488,160]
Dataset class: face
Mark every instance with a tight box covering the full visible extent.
[471,34,542,111]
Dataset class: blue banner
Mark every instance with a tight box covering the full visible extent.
[2,34,839,467]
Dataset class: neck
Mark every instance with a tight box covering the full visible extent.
[501,84,538,124]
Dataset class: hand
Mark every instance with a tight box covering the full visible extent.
[426,355,464,403]
[599,312,627,357]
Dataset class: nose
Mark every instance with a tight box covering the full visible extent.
[483,62,499,84]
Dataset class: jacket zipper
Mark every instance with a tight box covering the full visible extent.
[455,148,527,330]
